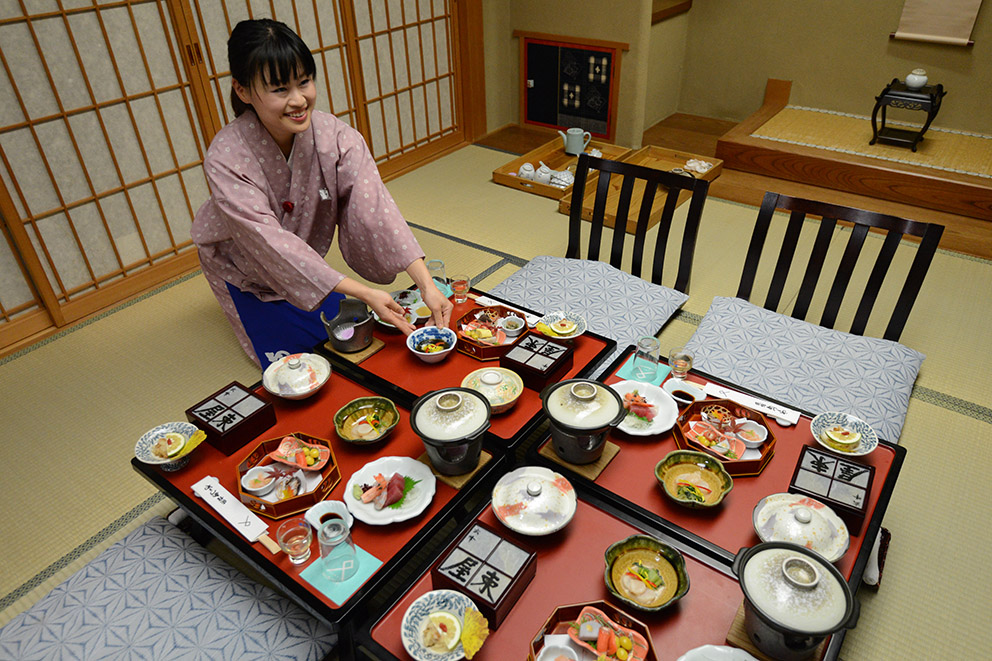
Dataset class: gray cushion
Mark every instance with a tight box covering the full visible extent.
[685,297,923,442]
[0,517,336,661]
[491,256,689,365]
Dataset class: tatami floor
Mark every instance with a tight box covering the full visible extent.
[1,122,990,659]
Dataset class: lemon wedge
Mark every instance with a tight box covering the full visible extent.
[428,611,461,651]
[824,425,860,446]
[163,432,186,457]
[551,318,576,335]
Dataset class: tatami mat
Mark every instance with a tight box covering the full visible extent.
[2,144,989,659]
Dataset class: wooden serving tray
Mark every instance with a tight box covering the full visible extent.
[558,145,724,232]
[235,432,341,519]
[671,399,775,477]
[492,138,632,200]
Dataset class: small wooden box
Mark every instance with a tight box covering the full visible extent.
[455,305,529,361]
[186,382,276,456]
[499,334,574,391]
[431,521,536,629]
[235,432,341,520]
[789,445,874,535]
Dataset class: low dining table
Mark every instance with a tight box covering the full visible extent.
[130,291,617,655]
[352,345,905,660]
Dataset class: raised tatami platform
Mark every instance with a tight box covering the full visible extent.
[717,80,992,223]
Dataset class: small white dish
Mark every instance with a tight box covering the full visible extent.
[608,380,679,436]
[498,315,526,337]
[492,466,577,536]
[537,646,578,661]
[304,500,354,532]
[735,420,768,449]
[400,589,474,661]
[344,456,437,525]
[677,645,759,661]
[662,379,705,406]
[241,466,277,497]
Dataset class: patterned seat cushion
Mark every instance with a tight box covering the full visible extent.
[491,256,689,365]
[685,297,924,442]
[0,517,336,661]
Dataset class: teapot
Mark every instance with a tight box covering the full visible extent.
[558,127,592,156]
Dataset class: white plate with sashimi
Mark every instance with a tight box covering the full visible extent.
[345,456,437,525]
[609,380,679,436]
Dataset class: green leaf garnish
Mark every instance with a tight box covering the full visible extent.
[387,476,421,509]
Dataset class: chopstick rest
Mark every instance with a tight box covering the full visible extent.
[192,476,280,554]
[702,383,800,426]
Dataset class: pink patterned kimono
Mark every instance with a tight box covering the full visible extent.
[192,109,424,365]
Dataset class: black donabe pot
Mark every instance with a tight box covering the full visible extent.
[732,542,860,661]
[540,379,626,464]
[410,388,491,475]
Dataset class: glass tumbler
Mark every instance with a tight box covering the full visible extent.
[450,274,471,304]
[318,520,359,582]
[276,518,312,565]
[669,346,694,380]
[632,336,661,382]
[426,259,446,290]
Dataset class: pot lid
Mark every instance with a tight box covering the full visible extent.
[413,388,489,441]
[545,380,622,430]
[262,353,330,396]
[740,546,848,632]
[461,367,524,408]
[492,466,577,536]
[752,493,849,562]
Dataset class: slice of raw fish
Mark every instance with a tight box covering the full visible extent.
[383,472,406,506]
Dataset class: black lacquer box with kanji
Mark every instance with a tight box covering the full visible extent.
[186,381,276,456]
[499,334,573,391]
[430,521,536,629]
[788,445,875,534]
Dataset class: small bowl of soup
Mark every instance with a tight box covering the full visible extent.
[604,534,690,612]
[655,450,734,508]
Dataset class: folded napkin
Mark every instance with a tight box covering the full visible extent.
[614,354,672,386]
[300,545,382,606]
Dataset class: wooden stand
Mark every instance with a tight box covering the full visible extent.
[322,337,385,364]
[538,439,621,480]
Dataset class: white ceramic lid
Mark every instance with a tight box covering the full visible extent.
[545,381,621,429]
[492,466,577,535]
[752,493,849,562]
[262,353,330,395]
[461,367,523,408]
[413,388,489,441]
[741,547,848,632]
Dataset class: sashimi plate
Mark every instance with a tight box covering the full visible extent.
[609,380,679,436]
[344,456,436,525]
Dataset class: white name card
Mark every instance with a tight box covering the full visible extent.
[703,383,801,426]
[192,476,270,544]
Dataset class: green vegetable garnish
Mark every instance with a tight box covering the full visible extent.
[387,477,421,509]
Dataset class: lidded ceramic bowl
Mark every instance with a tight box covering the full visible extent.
[262,353,331,399]
[752,493,849,563]
[492,466,577,536]
[732,542,859,660]
[461,367,524,414]
[541,379,626,464]
[410,387,491,475]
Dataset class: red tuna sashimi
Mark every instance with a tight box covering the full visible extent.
[374,473,407,509]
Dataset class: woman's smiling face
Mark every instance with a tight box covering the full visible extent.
[235,70,316,156]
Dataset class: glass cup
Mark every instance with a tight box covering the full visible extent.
[318,519,359,582]
[669,346,694,380]
[632,336,660,382]
[426,259,446,291]
[450,274,471,304]
[276,518,313,565]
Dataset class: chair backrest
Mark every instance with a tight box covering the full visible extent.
[566,153,710,293]
[738,191,944,341]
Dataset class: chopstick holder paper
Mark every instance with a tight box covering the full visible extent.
[192,476,280,554]
[702,383,801,426]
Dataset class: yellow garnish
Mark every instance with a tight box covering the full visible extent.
[460,607,490,660]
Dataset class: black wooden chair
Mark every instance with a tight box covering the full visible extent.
[566,153,711,293]
[738,191,944,342]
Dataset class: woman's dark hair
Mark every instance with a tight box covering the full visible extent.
[228,19,317,117]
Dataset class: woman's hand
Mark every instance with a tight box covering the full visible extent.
[363,287,416,334]
[420,280,453,329]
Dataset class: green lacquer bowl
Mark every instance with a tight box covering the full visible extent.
[655,450,734,508]
[333,397,400,445]
[604,534,690,612]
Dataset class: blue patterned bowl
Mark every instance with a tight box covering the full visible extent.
[134,421,199,471]
[400,589,474,660]
[810,412,879,457]
[407,326,458,364]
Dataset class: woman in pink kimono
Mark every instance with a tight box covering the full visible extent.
[192,19,451,366]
